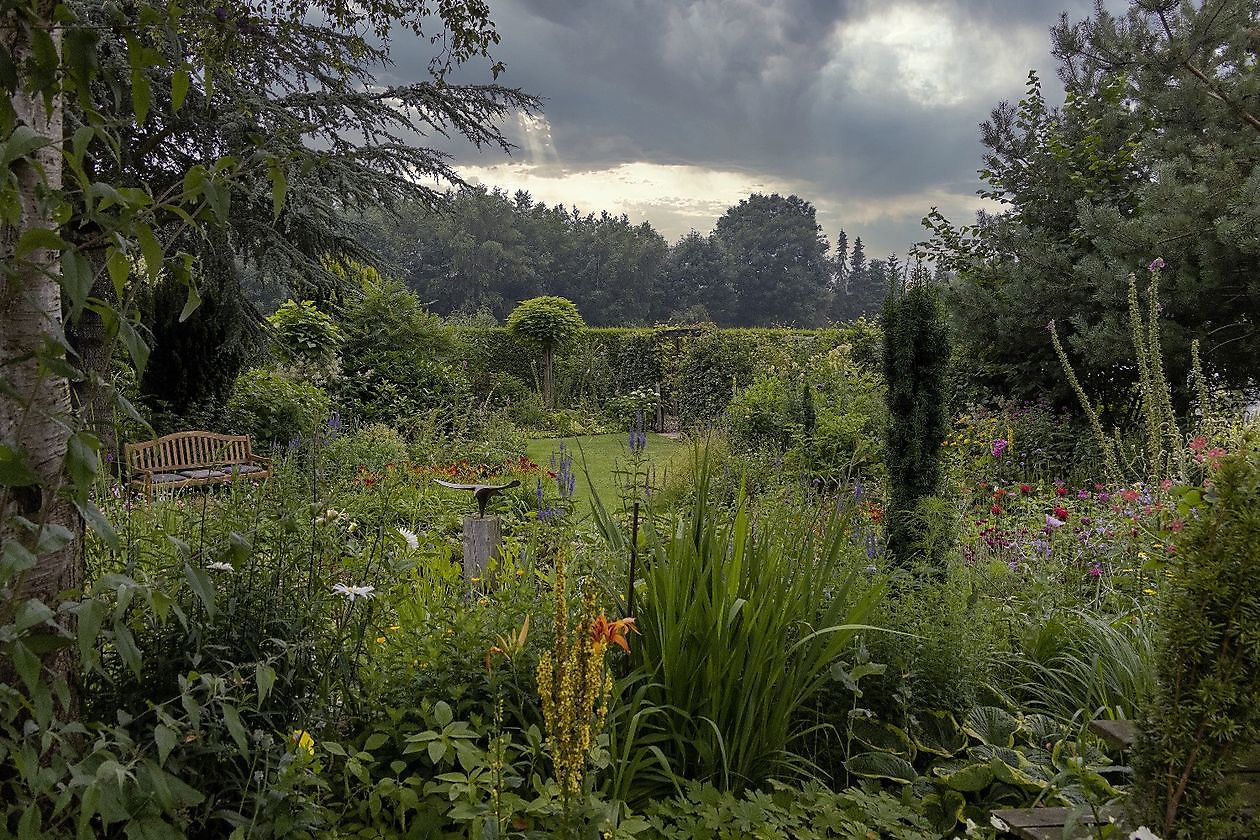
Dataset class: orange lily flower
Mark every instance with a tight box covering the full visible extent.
[590,615,637,654]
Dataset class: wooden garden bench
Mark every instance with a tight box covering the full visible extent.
[989,805,1124,840]
[124,431,271,495]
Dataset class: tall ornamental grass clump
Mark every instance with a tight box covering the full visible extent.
[1134,442,1260,838]
[630,461,881,791]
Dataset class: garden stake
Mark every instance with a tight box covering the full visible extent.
[626,501,640,619]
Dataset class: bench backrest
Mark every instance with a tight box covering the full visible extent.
[125,432,254,473]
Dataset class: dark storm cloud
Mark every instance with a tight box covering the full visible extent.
[382,0,1117,253]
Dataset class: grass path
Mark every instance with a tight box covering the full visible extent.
[525,432,686,507]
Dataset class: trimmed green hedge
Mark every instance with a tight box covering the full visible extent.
[452,321,882,426]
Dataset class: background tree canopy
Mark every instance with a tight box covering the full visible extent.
[920,0,1260,412]
[352,188,890,328]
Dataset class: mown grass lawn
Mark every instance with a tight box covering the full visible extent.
[525,432,687,507]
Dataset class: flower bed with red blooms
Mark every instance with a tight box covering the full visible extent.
[353,456,553,488]
[958,474,1192,602]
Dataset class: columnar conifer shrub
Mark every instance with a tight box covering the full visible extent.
[506,297,585,408]
[882,283,950,567]
[1134,442,1260,839]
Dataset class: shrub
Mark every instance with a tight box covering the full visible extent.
[226,368,331,445]
[267,299,343,386]
[1133,443,1260,838]
[506,296,586,408]
[727,375,793,452]
[339,280,470,428]
[883,282,950,568]
[321,423,409,483]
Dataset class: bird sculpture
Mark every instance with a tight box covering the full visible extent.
[433,478,521,518]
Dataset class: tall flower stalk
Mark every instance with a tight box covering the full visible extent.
[536,553,616,824]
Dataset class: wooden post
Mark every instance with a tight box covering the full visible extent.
[462,515,502,583]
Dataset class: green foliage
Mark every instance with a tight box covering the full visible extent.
[507,296,586,409]
[727,375,796,452]
[926,2,1260,410]
[642,781,935,839]
[338,279,471,428]
[268,299,343,385]
[1134,443,1260,838]
[1011,610,1156,724]
[714,193,832,327]
[625,456,881,792]
[883,283,951,566]
[320,422,409,483]
[506,296,587,351]
[138,244,258,422]
[227,368,331,444]
[858,565,1005,720]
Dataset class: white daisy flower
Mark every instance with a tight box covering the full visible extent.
[208,561,234,572]
[332,583,375,601]
[397,527,419,551]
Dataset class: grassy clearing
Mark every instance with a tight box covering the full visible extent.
[525,432,687,506]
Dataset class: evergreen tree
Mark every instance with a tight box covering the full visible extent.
[922,0,1260,411]
[882,279,951,569]
[68,1,538,424]
[835,230,850,291]
[850,237,867,280]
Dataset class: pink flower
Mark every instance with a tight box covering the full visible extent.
[1045,514,1064,529]
[1189,435,1207,452]
[1088,565,1103,578]
[991,438,1008,457]
[1148,257,1165,271]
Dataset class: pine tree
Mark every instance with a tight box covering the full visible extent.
[835,229,850,291]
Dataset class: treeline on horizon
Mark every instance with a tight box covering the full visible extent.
[334,188,894,328]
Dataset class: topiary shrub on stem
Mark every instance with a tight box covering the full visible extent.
[882,280,950,569]
[1133,441,1260,838]
[506,296,585,408]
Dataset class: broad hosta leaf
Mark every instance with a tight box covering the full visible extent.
[963,706,1018,747]
[1022,713,1065,746]
[968,743,1023,767]
[934,761,994,792]
[921,789,967,833]
[850,717,915,757]
[991,756,1048,790]
[845,751,917,784]
[913,710,968,756]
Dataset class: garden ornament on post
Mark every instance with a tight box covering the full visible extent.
[432,478,521,518]
[433,478,521,583]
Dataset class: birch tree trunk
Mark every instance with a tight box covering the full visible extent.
[0,7,81,617]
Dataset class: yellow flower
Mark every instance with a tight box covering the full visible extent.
[290,730,315,755]
[375,636,386,645]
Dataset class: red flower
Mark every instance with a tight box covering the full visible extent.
[991,504,1003,515]
[1019,484,1031,494]
[1053,505,1069,520]
[1055,486,1068,497]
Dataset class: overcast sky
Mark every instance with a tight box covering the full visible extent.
[387,0,1114,257]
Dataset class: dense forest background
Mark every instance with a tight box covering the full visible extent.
[249,189,893,328]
